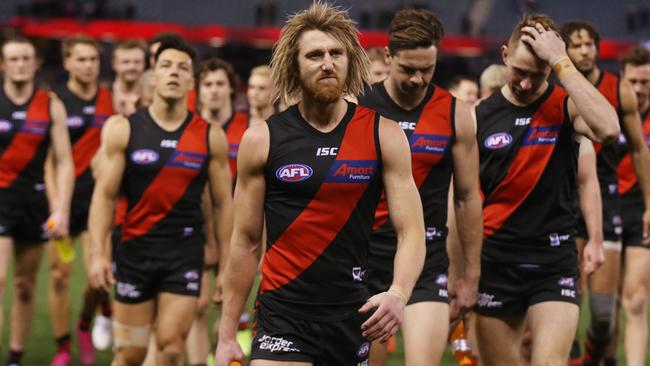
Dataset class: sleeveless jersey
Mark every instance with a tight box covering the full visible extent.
[477,85,579,267]
[592,71,623,195]
[120,109,210,254]
[55,85,114,195]
[358,83,455,268]
[617,109,650,200]
[222,111,250,180]
[0,88,51,201]
[260,102,383,321]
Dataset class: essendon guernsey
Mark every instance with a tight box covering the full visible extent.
[477,85,579,267]
[55,85,114,193]
[120,109,210,253]
[593,71,624,193]
[222,111,249,180]
[260,102,383,320]
[0,88,51,199]
[358,83,454,269]
[618,110,650,198]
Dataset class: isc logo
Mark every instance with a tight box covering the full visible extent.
[398,121,416,130]
[316,147,338,156]
[515,117,531,126]
[484,132,512,149]
[160,139,178,148]
[131,149,159,164]
[275,164,313,182]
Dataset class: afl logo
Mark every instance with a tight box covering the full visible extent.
[66,115,85,128]
[484,132,512,149]
[131,149,159,165]
[276,164,313,182]
[0,120,12,133]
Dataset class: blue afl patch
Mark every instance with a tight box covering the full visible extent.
[131,149,159,165]
[276,164,313,182]
[484,132,513,149]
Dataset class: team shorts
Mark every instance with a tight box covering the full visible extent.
[475,261,580,317]
[366,248,448,305]
[0,193,49,243]
[576,189,622,242]
[69,183,93,236]
[620,195,647,249]
[112,240,204,303]
[250,300,371,365]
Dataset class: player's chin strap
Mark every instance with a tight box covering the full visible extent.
[112,320,151,349]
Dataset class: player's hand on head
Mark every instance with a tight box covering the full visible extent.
[215,338,246,366]
[358,291,406,342]
[582,239,605,276]
[520,23,567,65]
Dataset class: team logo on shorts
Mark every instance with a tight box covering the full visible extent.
[484,132,512,149]
[435,274,448,286]
[131,149,159,165]
[357,342,370,358]
[351,267,365,282]
[0,120,12,133]
[409,134,450,155]
[325,160,376,183]
[558,277,575,288]
[66,115,85,128]
[275,163,313,182]
[184,270,200,282]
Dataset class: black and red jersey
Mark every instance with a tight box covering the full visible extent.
[55,85,114,194]
[592,71,623,195]
[617,109,650,200]
[222,111,250,180]
[0,88,51,201]
[119,109,210,253]
[358,83,454,268]
[477,85,579,267]
[260,102,383,320]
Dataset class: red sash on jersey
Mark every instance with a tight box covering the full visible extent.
[483,87,567,237]
[618,112,650,194]
[260,106,378,293]
[224,111,249,179]
[373,87,454,229]
[122,114,209,241]
[0,90,50,188]
[593,72,621,154]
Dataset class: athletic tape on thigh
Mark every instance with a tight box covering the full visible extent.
[113,320,151,349]
[602,240,622,252]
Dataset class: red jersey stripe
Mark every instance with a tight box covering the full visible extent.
[618,112,650,194]
[0,90,50,188]
[224,111,249,179]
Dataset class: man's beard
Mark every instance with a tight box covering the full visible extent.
[301,73,345,103]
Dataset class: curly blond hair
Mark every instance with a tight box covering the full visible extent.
[270,2,369,105]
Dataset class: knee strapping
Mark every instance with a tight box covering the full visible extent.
[113,320,151,349]
[588,293,617,339]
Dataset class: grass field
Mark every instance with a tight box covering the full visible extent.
[1,248,648,365]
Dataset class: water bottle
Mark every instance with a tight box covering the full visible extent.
[450,319,477,366]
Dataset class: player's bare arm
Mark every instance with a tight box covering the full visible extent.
[449,99,483,318]
[618,79,650,243]
[519,23,619,143]
[359,116,425,343]
[86,115,129,290]
[577,136,605,275]
[206,124,234,303]
[48,93,75,238]
[215,123,268,366]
